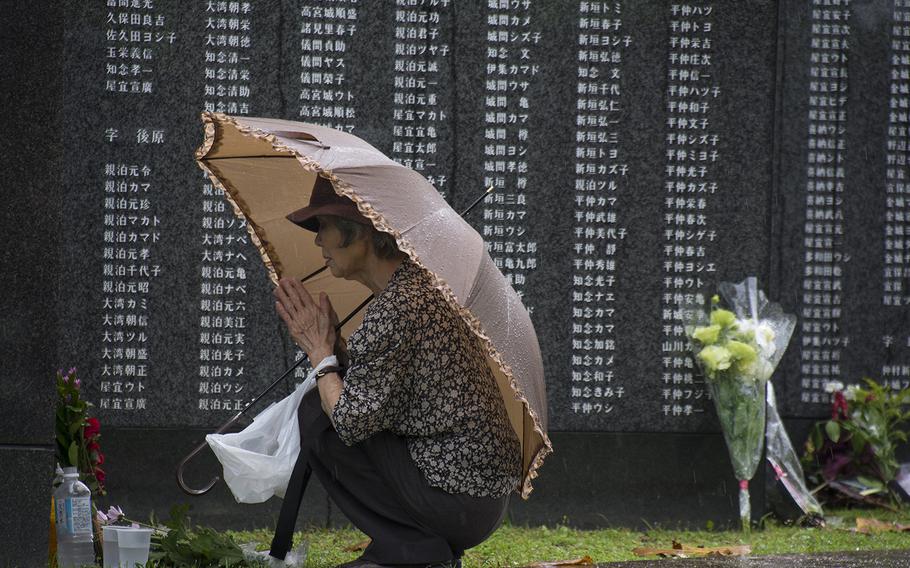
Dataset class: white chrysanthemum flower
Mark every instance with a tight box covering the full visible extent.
[738,319,777,357]
[844,384,861,401]
[755,323,776,356]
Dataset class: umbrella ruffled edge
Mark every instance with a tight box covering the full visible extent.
[196,111,553,499]
[195,117,284,286]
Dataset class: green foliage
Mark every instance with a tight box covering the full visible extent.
[824,420,840,444]
[54,368,105,496]
[55,371,88,468]
[803,377,910,504]
[844,378,910,482]
[149,505,246,567]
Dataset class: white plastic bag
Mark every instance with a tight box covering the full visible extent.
[206,376,316,503]
[240,542,308,567]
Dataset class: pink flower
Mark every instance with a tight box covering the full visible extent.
[831,391,849,421]
[106,505,124,522]
[96,506,125,526]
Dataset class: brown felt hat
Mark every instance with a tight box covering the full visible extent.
[286,176,371,232]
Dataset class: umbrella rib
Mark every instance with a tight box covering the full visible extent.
[202,155,299,160]
[301,266,328,283]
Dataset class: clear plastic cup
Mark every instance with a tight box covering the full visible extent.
[102,526,125,568]
[116,527,153,567]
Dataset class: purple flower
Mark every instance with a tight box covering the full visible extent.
[74,378,81,389]
[96,510,109,524]
[68,367,77,375]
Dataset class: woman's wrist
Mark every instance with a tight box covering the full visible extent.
[310,349,334,365]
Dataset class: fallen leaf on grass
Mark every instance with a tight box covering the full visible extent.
[633,539,751,558]
[343,539,371,552]
[524,555,595,567]
[855,518,910,534]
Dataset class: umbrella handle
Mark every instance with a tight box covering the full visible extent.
[176,409,245,495]
[176,354,311,496]
[176,442,218,495]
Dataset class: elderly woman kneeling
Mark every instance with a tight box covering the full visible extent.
[271,177,521,568]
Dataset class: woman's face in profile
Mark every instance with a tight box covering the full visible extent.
[315,216,369,280]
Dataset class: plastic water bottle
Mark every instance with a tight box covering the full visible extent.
[55,466,95,567]
[49,463,65,564]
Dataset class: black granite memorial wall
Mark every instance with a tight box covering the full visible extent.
[1,3,65,566]
[6,1,909,561]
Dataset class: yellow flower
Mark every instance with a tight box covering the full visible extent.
[710,308,737,328]
[698,345,732,374]
[727,340,758,375]
[692,324,721,345]
[726,340,757,364]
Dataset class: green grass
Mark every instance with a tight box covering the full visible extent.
[227,508,910,567]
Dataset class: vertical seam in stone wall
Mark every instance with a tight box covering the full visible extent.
[449,2,459,208]
[768,0,788,301]
[279,0,287,119]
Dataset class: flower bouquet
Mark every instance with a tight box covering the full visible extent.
[53,368,107,561]
[684,277,795,532]
[803,378,910,508]
[54,367,105,495]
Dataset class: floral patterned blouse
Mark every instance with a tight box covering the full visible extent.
[331,258,521,498]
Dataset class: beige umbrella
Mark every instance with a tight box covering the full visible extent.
[194,111,551,497]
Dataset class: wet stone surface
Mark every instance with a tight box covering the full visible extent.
[594,549,910,568]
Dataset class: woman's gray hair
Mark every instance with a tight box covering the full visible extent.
[321,215,401,259]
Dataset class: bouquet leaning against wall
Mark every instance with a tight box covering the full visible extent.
[683,277,796,532]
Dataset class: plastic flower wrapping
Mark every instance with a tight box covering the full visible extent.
[683,277,796,531]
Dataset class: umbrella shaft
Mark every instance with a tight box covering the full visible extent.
[461,186,494,217]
